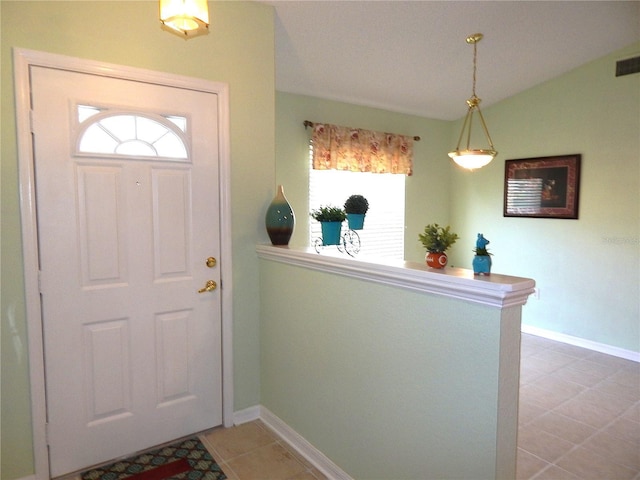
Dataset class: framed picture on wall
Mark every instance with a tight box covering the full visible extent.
[504,154,581,219]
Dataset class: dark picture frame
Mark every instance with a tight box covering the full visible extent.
[504,154,581,219]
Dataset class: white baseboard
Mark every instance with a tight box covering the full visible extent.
[259,407,353,480]
[233,405,261,425]
[14,475,36,480]
[522,324,640,363]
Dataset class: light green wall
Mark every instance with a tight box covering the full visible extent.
[1,2,274,478]
[260,259,517,479]
[275,91,452,260]
[449,42,640,353]
[275,43,640,354]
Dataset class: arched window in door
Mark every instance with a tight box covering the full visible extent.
[75,104,189,160]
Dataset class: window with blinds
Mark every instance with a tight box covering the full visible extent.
[309,159,405,260]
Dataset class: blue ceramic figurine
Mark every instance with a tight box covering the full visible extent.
[476,233,490,250]
[473,233,492,275]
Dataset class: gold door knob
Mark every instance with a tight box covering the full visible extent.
[198,280,217,293]
[206,257,217,268]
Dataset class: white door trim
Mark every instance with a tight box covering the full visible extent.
[13,47,234,480]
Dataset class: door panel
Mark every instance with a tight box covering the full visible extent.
[152,168,192,278]
[31,65,222,477]
[77,165,128,286]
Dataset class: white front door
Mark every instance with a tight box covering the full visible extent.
[31,65,223,477]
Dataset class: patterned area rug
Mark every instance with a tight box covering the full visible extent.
[81,437,226,480]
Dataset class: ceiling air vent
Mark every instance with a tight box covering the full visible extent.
[616,55,640,77]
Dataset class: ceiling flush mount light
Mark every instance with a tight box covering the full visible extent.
[448,33,497,170]
[160,0,209,39]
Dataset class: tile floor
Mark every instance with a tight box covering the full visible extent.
[200,333,639,480]
[201,421,327,480]
[516,333,639,480]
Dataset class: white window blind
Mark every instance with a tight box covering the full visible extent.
[309,155,405,260]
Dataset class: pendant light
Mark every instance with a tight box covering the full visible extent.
[160,0,209,39]
[448,33,497,170]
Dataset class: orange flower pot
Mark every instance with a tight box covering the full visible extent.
[426,252,448,269]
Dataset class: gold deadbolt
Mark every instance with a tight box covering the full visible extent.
[206,257,217,268]
[198,280,217,293]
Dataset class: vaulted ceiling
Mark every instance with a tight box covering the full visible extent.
[264,1,640,120]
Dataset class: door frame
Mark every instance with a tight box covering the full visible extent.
[14,48,234,480]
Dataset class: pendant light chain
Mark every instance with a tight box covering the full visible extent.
[472,41,478,99]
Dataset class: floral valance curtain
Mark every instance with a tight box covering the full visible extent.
[311,123,414,176]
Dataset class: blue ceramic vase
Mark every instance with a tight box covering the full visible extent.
[265,185,295,245]
[472,255,492,275]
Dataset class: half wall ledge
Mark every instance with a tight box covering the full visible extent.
[256,244,535,309]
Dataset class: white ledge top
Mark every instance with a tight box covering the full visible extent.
[256,244,535,308]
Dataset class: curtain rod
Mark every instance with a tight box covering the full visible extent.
[303,120,420,141]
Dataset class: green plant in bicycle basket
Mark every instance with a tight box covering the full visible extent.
[310,205,347,222]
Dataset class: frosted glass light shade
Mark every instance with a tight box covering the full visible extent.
[160,0,209,38]
[448,149,496,170]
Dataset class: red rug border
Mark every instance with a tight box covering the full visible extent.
[126,458,191,480]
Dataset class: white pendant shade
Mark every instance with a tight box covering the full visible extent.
[160,0,209,38]
[448,150,495,170]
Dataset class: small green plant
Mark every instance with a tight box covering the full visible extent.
[310,205,347,222]
[472,246,492,256]
[344,194,369,214]
[418,224,459,253]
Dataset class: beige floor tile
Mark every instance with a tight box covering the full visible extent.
[275,440,314,471]
[516,448,549,479]
[286,472,322,480]
[603,416,640,446]
[552,364,609,388]
[555,446,637,480]
[518,425,575,463]
[520,342,547,358]
[520,365,546,385]
[204,422,278,462]
[531,465,581,480]
[528,375,586,403]
[529,411,597,445]
[531,350,580,369]
[518,399,548,425]
[519,383,572,410]
[546,342,594,360]
[554,394,623,429]
[576,387,637,416]
[218,462,240,480]
[581,430,640,470]
[521,334,557,349]
[592,377,640,403]
[624,402,640,422]
[527,352,578,374]
[586,351,638,370]
[226,443,307,480]
[569,358,621,379]
[610,365,640,387]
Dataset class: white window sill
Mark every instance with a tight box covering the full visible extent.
[256,244,535,308]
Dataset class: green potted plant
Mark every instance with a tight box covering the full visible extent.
[472,233,492,275]
[344,194,369,230]
[418,223,459,268]
[310,205,346,245]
